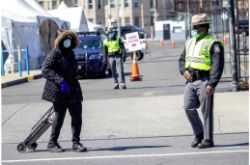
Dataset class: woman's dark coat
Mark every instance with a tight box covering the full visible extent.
[42,30,83,103]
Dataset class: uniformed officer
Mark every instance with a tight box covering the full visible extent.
[178,14,224,149]
[104,27,126,89]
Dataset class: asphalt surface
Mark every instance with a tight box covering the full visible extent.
[2,40,249,165]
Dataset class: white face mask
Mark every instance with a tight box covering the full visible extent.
[63,39,72,48]
[191,29,198,37]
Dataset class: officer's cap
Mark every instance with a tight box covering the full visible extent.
[192,13,210,27]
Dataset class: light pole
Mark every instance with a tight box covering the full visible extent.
[186,0,191,38]
[228,0,239,91]
[116,0,121,37]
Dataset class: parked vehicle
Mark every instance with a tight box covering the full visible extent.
[120,25,147,61]
[73,32,111,78]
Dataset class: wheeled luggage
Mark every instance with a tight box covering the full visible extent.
[17,106,55,153]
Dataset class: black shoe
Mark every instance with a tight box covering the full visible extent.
[191,133,203,148]
[72,143,87,152]
[113,84,119,89]
[47,142,64,152]
[198,139,214,149]
[121,84,127,89]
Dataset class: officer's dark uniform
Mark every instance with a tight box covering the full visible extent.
[178,14,224,149]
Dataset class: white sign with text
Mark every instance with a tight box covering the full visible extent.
[125,32,141,52]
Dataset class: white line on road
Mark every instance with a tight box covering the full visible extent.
[2,149,248,163]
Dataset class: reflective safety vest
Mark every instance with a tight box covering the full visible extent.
[105,37,121,53]
[185,34,222,71]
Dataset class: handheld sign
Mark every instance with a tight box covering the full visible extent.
[125,32,141,52]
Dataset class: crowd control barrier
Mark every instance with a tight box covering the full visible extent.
[1,46,30,77]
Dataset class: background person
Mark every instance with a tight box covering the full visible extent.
[178,14,224,149]
[104,27,126,89]
[42,30,87,152]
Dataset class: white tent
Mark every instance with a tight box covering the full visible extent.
[49,1,88,32]
[1,0,68,69]
[87,21,105,32]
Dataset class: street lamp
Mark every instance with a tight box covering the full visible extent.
[116,0,121,37]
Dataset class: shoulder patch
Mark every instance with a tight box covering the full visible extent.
[213,45,221,53]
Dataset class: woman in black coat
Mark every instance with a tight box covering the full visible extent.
[42,30,87,152]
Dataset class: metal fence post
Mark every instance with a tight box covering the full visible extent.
[228,0,239,91]
[1,48,5,76]
[25,46,30,75]
[18,46,22,77]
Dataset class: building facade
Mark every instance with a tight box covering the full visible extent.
[37,0,248,36]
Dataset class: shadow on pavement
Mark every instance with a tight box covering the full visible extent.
[89,145,170,152]
[215,142,249,148]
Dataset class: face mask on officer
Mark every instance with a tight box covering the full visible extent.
[192,24,209,37]
[191,29,198,37]
[63,39,72,49]
[108,31,117,40]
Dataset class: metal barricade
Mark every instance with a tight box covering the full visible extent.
[1,46,30,77]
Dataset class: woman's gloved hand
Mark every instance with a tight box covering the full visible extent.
[60,81,71,94]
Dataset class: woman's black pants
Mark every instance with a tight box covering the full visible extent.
[49,102,82,144]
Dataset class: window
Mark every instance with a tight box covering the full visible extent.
[97,0,102,9]
[73,0,78,7]
[110,0,115,8]
[125,17,130,25]
[133,0,139,8]
[173,27,182,33]
[134,17,140,27]
[150,0,153,8]
[124,0,129,7]
[52,1,57,9]
[97,16,103,24]
[39,1,43,8]
[176,2,184,11]
[150,15,154,26]
[88,18,93,23]
[88,0,93,9]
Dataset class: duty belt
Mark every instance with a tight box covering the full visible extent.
[188,69,210,82]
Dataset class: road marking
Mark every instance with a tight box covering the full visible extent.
[2,149,248,163]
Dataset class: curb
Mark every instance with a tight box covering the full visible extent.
[1,74,43,88]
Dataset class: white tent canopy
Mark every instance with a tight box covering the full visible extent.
[49,1,88,32]
[87,21,105,32]
[1,0,69,69]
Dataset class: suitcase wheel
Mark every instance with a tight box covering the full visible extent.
[17,143,26,153]
[28,143,38,151]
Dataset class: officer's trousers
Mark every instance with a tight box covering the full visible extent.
[49,102,82,144]
[109,54,125,85]
[184,79,214,140]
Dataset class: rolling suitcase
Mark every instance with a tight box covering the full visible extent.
[17,106,55,153]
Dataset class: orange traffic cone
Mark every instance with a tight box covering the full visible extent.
[160,39,164,48]
[130,52,142,81]
[171,39,176,48]
[223,36,228,45]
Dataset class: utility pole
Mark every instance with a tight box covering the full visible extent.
[228,0,239,91]
[187,0,191,38]
[116,0,121,37]
[153,0,158,39]
[108,0,112,28]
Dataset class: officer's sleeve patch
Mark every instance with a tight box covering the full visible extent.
[213,45,221,53]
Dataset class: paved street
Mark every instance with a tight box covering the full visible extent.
[2,41,249,165]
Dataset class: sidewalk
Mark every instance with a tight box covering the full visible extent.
[1,70,42,88]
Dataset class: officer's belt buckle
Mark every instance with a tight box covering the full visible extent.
[194,72,200,80]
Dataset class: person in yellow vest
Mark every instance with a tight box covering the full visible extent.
[104,27,126,89]
[178,14,224,149]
